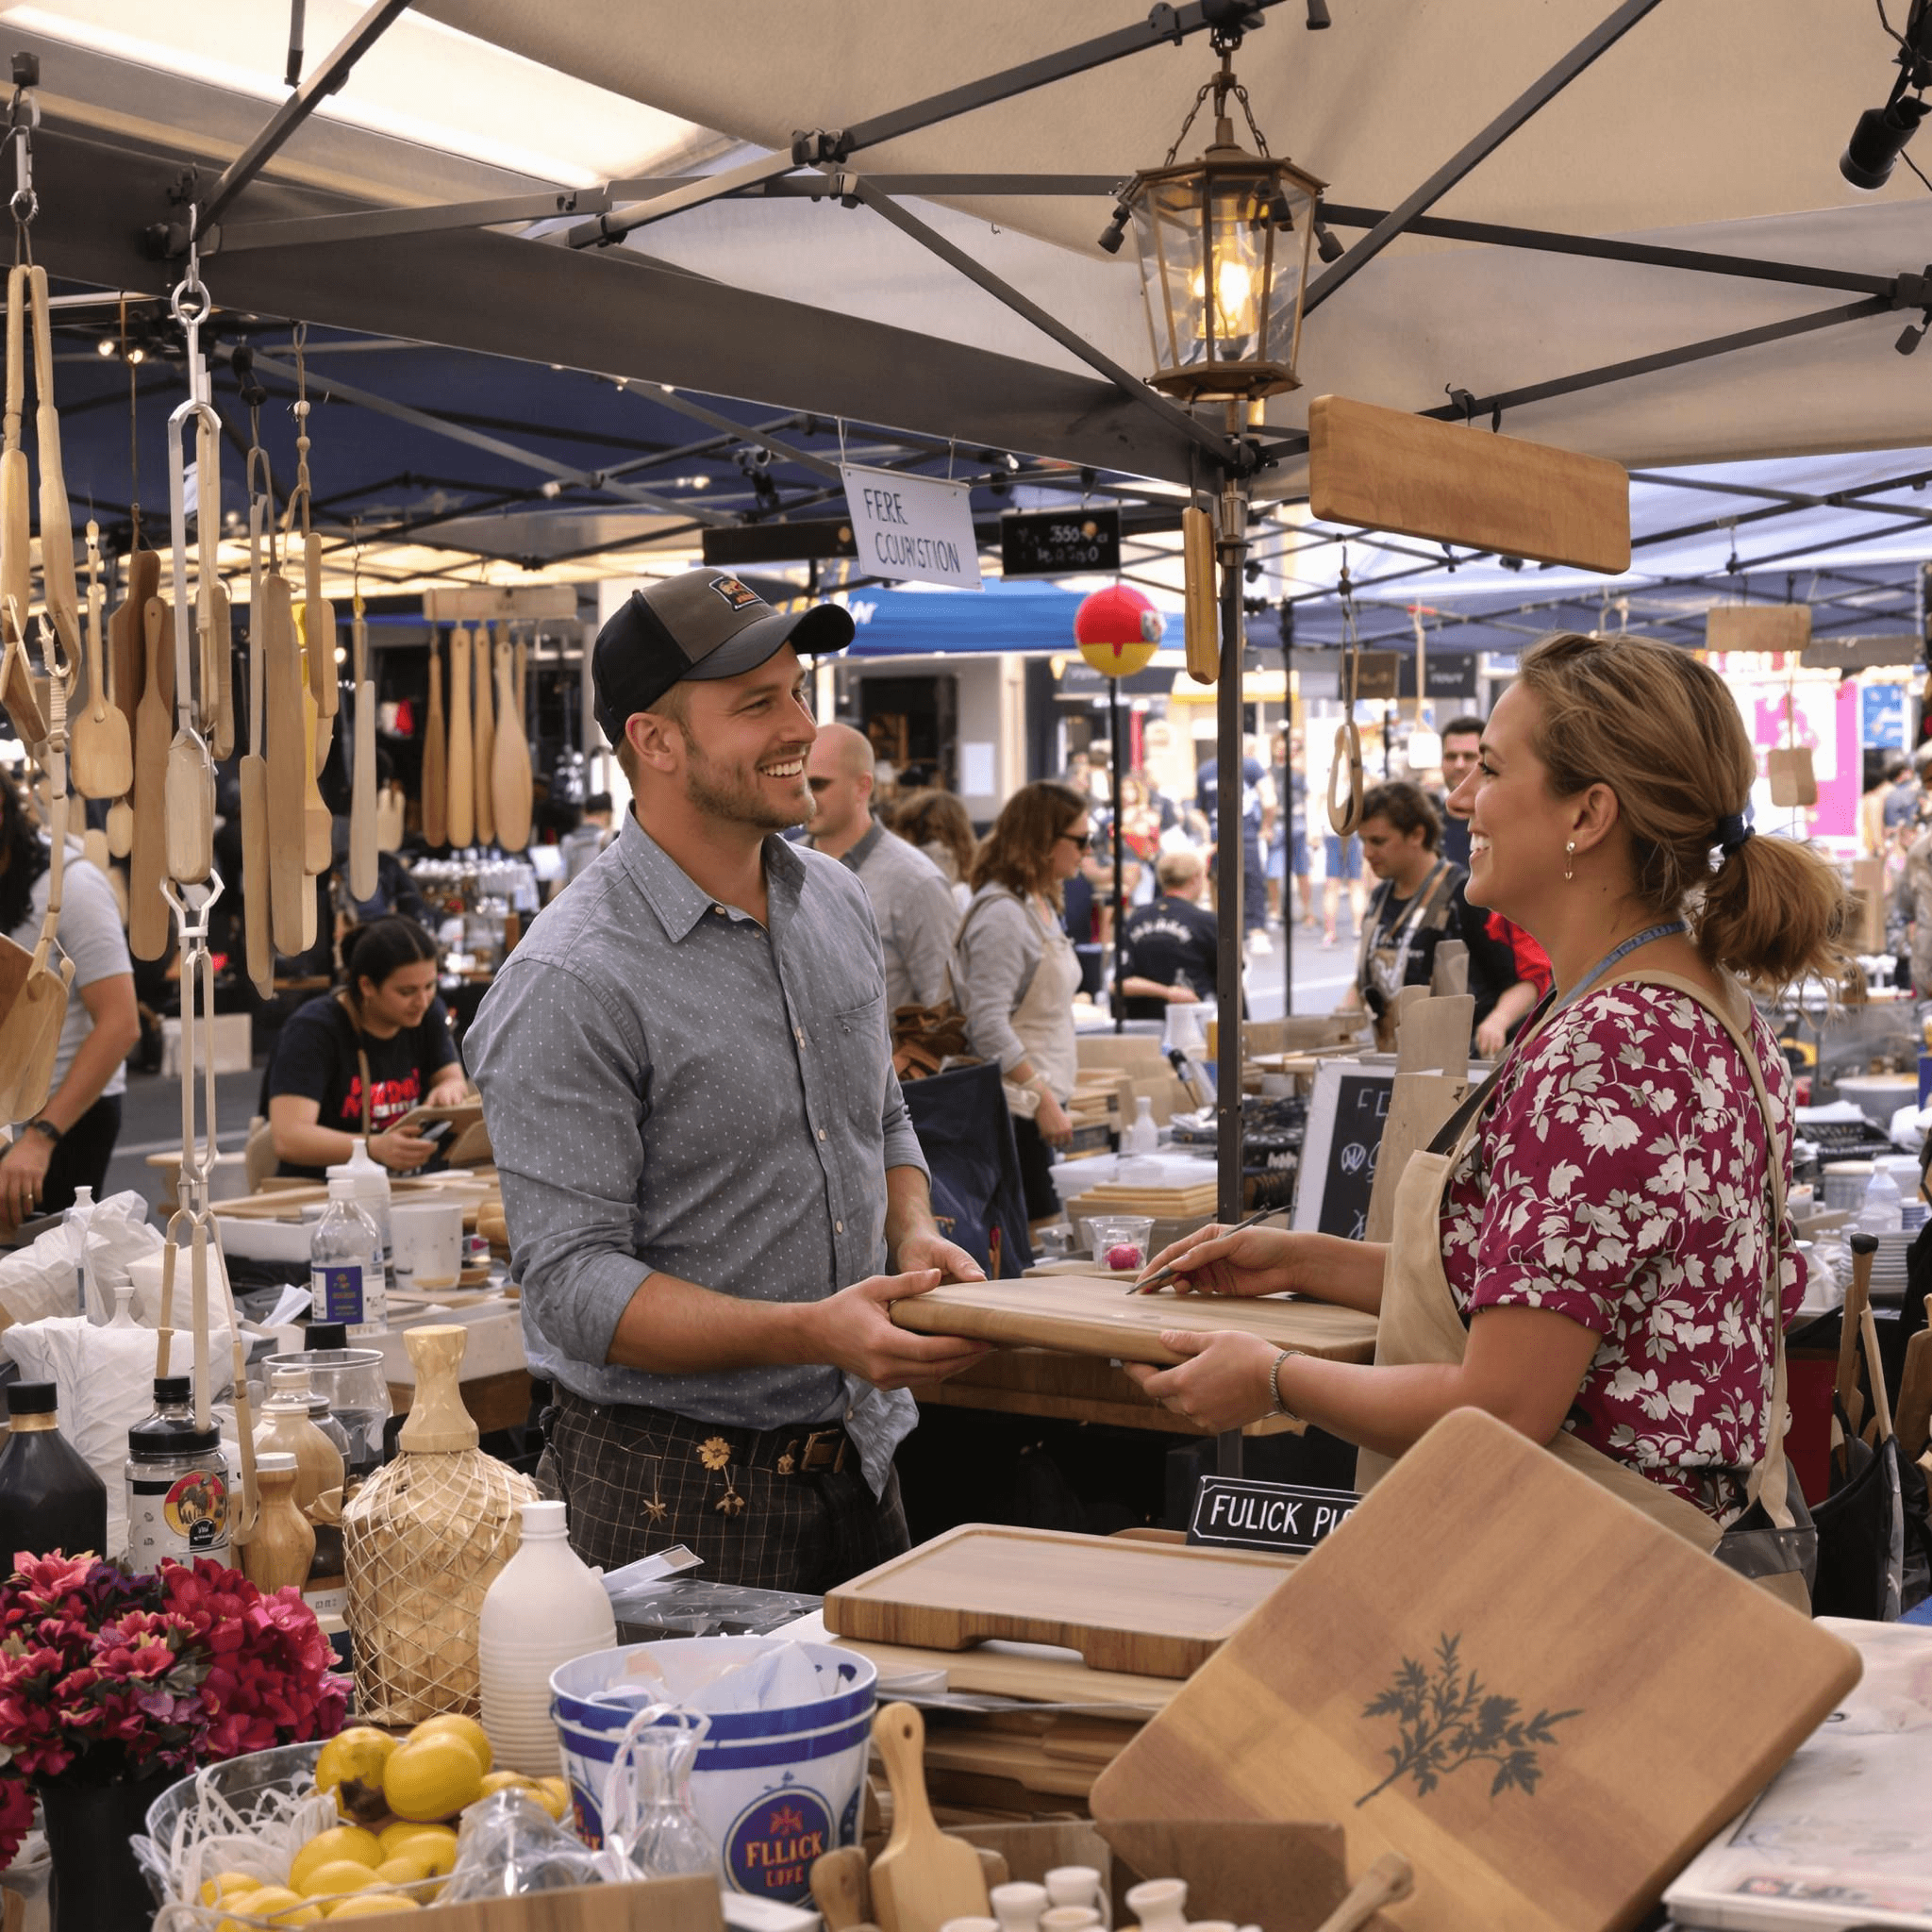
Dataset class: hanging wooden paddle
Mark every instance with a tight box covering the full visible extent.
[1181,505,1218,685]
[1327,563,1365,837]
[0,263,27,655]
[348,569,376,900]
[241,440,275,996]
[421,628,446,847]
[27,269,82,690]
[70,519,130,800]
[162,331,221,889]
[127,593,175,959]
[106,547,158,855]
[446,623,474,847]
[472,618,496,846]
[262,569,308,957]
[0,664,74,1124]
[491,627,532,852]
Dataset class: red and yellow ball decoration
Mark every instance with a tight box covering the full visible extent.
[1074,584,1165,677]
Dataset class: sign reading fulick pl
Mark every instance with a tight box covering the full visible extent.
[1188,1474,1360,1557]
[840,461,983,591]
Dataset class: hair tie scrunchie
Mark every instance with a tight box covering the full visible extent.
[1715,812,1753,856]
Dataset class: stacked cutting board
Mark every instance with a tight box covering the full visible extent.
[416,621,535,853]
[825,1526,1296,1824]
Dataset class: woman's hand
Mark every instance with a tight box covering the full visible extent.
[0,1132,52,1234]
[370,1123,436,1172]
[426,1073,470,1108]
[1135,1221,1301,1298]
[1124,1330,1279,1434]
[1474,1011,1510,1058]
[1036,1093,1074,1149]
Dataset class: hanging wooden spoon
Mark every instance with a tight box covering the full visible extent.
[445,624,474,847]
[127,594,175,959]
[491,628,532,852]
[70,519,130,799]
[348,584,376,900]
[421,629,446,847]
[472,618,495,846]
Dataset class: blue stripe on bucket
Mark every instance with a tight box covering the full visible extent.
[558,1714,872,1773]
[554,1676,873,1740]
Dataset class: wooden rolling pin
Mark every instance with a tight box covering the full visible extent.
[446,624,474,847]
[422,630,446,847]
[472,620,495,846]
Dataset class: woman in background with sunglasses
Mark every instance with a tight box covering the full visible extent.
[955,779,1090,1221]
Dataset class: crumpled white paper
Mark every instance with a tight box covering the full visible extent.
[0,1188,160,1327]
[593,1640,829,1715]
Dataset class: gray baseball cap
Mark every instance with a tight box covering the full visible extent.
[591,570,853,743]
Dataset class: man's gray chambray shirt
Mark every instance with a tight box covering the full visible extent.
[465,808,928,1496]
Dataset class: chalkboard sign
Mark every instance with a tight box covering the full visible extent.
[1000,508,1121,577]
[1291,1059,1396,1241]
[1188,1475,1360,1556]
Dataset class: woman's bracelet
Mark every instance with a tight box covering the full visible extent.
[1268,1347,1300,1420]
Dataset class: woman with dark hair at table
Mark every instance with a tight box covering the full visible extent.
[265,914,469,1179]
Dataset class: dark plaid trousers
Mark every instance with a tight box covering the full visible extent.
[537,1386,909,1593]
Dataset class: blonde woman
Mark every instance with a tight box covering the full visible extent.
[1129,631,1842,1548]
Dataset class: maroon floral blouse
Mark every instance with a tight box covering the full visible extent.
[1440,981,1802,1525]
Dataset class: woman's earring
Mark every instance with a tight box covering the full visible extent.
[1564,841,1575,882]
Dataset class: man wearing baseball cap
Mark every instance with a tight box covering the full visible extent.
[467,570,988,1591]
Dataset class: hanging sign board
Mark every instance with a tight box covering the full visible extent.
[703,519,858,566]
[1862,681,1908,750]
[1000,508,1122,578]
[841,462,982,591]
[1188,1475,1360,1557]
[1706,605,1812,654]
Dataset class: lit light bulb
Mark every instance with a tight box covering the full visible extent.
[95,337,115,358]
[1189,256,1257,341]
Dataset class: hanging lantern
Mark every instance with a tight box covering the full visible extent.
[1106,31,1324,403]
[1074,583,1165,677]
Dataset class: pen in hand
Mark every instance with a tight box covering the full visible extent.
[1125,1205,1275,1294]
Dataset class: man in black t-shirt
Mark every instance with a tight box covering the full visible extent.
[1119,850,1222,1020]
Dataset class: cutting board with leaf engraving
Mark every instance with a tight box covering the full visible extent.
[1091,1409,1860,1932]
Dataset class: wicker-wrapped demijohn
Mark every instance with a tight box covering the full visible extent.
[343,1323,538,1723]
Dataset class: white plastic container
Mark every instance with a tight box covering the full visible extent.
[1124,1096,1158,1156]
[1859,1166,1904,1235]
[479,1499,617,1776]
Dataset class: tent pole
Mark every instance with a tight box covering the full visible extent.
[1111,674,1125,1034]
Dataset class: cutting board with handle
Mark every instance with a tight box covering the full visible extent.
[491,630,532,852]
[446,625,474,847]
[261,572,309,956]
[347,599,376,900]
[825,1524,1295,1679]
[472,620,495,846]
[108,549,157,750]
[827,1633,1178,1715]
[127,594,175,960]
[27,268,82,688]
[890,1274,1379,1367]
[422,630,446,847]
[0,263,27,653]
[0,696,75,1124]
[70,520,130,800]
[868,1702,990,1932]
[1090,1408,1863,1932]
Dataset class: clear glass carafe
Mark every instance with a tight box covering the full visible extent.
[607,1706,715,1879]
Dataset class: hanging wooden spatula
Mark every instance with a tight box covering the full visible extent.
[27,267,81,672]
[491,628,532,852]
[69,520,131,800]
[106,548,158,855]
[128,594,175,960]
[1,264,28,655]
[241,453,274,997]
[348,586,376,900]
[303,524,337,761]
[868,1703,988,1932]
[472,619,495,847]
[445,624,474,847]
[261,571,308,957]
[421,629,446,847]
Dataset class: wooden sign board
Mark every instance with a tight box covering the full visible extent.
[888,1273,1379,1366]
[1091,1408,1862,1932]
[1308,395,1631,575]
[1188,1475,1360,1556]
[423,584,579,623]
[824,1523,1296,1678]
[1291,1058,1397,1241]
[1706,604,1812,654]
[1802,634,1923,671]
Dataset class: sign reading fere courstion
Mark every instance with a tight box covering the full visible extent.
[841,461,982,591]
[1188,1474,1359,1556]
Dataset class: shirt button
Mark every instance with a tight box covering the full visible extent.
[794,1027,806,1044]
[712,904,727,917]
[817,1128,826,1141]
[836,1220,844,1234]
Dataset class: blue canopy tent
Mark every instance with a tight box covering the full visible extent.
[836,578,1091,658]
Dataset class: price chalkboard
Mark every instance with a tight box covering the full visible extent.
[1291,1060,1396,1241]
[1000,508,1122,578]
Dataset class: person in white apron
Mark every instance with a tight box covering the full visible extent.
[1124,631,1846,1574]
[955,780,1091,1222]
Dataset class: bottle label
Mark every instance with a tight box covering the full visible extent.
[304,1582,348,1619]
[311,1262,386,1336]
[127,1468,229,1568]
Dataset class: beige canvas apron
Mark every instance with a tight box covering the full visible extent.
[1004,895,1083,1114]
[1356,966,1798,1569]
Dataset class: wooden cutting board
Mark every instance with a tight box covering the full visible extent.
[422,631,446,847]
[889,1274,1378,1366]
[126,593,174,960]
[108,549,158,743]
[491,632,533,852]
[1090,1408,1863,1932]
[446,625,474,847]
[824,1524,1296,1678]
[472,620,495,846]
[829,1633,1178,1716]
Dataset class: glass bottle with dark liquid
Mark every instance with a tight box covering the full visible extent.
[0,1382,108,1568]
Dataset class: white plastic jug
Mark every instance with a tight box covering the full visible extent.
[478,1498,617,1776]
[1859,1166,1904,1235]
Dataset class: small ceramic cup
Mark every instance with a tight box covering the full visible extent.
[940,1921,1002,1932]
[990,1882,1051,1932]
[1039,1911,1101,1932]
[1123,1878,1188,1932]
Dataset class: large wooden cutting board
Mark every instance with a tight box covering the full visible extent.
[827,1634,1178,1715]
[889,1274,1378,1366]
[824,1524,1295,1678]
[1090,1408,1862,1932]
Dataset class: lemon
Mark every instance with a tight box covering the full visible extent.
[383,1733,484,1822]
[227,1886,323,1926]
[329,1897,420,1917]
[375,1853,434,1884]
[529,1777,571,1823]
[408,1712,492,1774]
[289,1827,384,1894]
[476,1770,531,1801]
[295,1860,387,1905]
[314,1727,399,1798]
[200,1870,265,1907]
[375,1821,457,1868]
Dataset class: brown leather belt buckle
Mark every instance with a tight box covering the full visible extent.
[799,1427,846,1474]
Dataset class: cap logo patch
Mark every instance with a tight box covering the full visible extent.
[708,575,764,611]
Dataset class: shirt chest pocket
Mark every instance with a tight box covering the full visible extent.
[826,991,891,1130]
